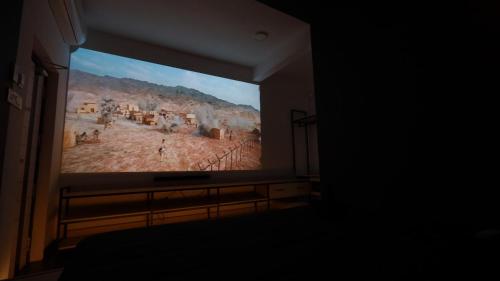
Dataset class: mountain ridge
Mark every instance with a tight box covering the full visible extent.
[68,69,260,112]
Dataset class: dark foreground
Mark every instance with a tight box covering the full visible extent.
[58,205,500,281]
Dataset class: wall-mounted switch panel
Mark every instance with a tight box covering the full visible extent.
[7,89,23,110]
[12,64,25,89]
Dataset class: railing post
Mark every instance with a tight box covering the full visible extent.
[240,141,243,161]
[230,149,233,169]
[57,187,65,240]
[216,153,223,171]
[63,186,71,239]
[231,145,238,168]
[207,159,213,171]
[216,187,220,218]
[224,152,228,170]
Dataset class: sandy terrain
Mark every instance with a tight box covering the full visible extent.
[61,113,261,173]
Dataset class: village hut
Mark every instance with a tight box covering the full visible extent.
[210,128,224,140]
[76,102,97,113]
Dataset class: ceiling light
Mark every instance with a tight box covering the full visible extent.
[254,31,269,41]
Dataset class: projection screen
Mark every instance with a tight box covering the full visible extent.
[61,48,261,173]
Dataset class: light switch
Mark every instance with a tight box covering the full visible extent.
[12,65,25,88]
[17,72,25,88]
[7,89,23,110]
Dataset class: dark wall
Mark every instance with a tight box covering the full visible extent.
[0,0,24,193]
[307,6,424,225]
[446,2,500,229]
[259,2,499,229]
[314,9,417,218]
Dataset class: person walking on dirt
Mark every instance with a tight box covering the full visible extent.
[159,139,167,162]
[93,129,100,142]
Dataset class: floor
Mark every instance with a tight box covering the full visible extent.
[11,269,62,281]
[14,205,500,281]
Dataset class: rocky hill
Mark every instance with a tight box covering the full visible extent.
[68,69,260,114]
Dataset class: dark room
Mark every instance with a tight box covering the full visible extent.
[0,1,498,280]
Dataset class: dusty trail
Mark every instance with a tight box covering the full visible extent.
[62,116,261,173]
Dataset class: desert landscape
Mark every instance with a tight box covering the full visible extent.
[61,70,261,173]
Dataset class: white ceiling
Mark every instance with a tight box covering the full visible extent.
[79,0,311,81]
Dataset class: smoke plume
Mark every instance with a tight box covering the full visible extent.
[194,104,219,136]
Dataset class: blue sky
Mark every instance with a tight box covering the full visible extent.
[70,48,260,110]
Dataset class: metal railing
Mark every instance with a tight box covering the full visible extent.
[197,138,259,171]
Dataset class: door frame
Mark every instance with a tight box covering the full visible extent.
[15,56,49,273]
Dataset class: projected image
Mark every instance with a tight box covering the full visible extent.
[61,48,261,173]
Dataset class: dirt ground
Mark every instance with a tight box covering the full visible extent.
[61,114,261,173]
